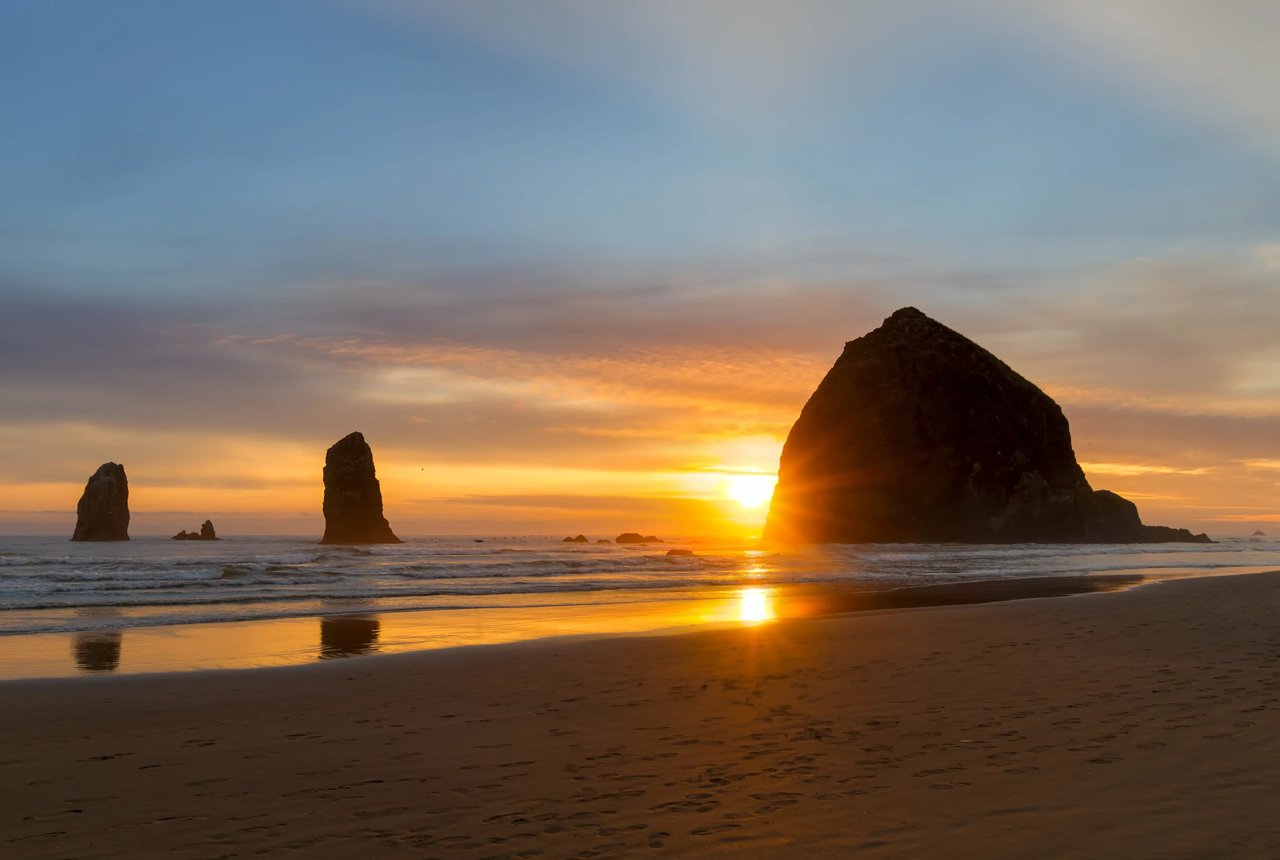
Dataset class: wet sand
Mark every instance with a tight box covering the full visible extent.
[2,571,1279,858]
[1,574,1152,679]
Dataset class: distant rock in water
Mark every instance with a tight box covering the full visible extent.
[71,462,130,541]
[1254,529,1268,536]
[765,308,1211,545]
[173,520,219,541]
[665,548,695,557]
[321,432,402,545]
[562,534,589,543]
[616,533,663,544]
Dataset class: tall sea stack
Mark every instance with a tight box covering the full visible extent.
[321,432,402,544]
[71,462,130,541]
[765,308,1210,544]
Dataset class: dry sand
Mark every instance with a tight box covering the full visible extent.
[2,571,1279,859]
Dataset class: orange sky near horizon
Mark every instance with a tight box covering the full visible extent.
[2,322,1276,540]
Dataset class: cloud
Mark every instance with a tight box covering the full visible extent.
[359,0,955,132]
[1079,462,1211,478]
[1029,1,1280,159]
[361,1,1280,160]
[5,240,1280,534]
[1205,513,1280,524]
[967,252,1280,411]
[1242,459,1280,472]
[1257,244,1280,272]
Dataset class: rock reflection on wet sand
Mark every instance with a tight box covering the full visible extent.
[319,616,381,660]
[73,631,123,673]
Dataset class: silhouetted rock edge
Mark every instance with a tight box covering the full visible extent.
[764,308,1211,545]
[71,462,130,542]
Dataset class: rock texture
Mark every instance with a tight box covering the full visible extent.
[173,520,218,541]
[321,432,402,545]
[765,308,1210,545]
[71,462,130,541]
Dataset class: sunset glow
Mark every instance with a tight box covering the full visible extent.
[725,474,778,510]
[737,588,776,625]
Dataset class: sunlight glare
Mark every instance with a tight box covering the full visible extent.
[738,587,775,624]
[725,474,777,510]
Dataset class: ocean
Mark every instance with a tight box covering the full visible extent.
[3,533,1278,640]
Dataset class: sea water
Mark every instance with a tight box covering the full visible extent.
[3,533,1277,639]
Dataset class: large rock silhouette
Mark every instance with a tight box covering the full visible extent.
[71,462,130,541]
[321,432,402,544]
[765,308,1210,544]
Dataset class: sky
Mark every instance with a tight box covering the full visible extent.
[2,0,1278,537]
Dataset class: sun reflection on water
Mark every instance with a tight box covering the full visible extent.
[738,587,776,624]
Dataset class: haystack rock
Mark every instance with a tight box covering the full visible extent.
[71,462,130,541]
[765,308,1211,545]
[321,432,401,544]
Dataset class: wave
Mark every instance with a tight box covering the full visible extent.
[1,535,1277,637]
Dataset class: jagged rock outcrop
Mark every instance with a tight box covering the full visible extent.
[173,520,218,541]
[71,462,130,541]
[321,432,402,545]
[1253,529,1268,536]
[765,308,1211,545]
[562,534,589,543]
[615,533,662,544]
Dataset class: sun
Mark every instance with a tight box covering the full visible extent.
[725,473,777,510]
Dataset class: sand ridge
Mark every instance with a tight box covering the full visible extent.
[2,572,1279,858]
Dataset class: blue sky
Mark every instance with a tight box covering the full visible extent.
[2,1,1278,535]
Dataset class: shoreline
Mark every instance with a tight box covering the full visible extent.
[2,568,1244,681]
[2,570,1278,857]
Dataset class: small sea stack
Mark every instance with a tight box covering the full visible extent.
[71,462,130,541]
[173,520,219,541]
[321,432,402,545]
[615,533,662,544]
[765,308,1210,545]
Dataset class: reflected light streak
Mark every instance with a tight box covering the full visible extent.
[738,587,776,624]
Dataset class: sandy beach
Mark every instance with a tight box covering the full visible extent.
[3,571,1279,859]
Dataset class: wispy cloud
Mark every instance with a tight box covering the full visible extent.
[364,0,1280,161]
[1241,459,1280,471]
[1031,0,1280,159]
[1080,462,1212,478]
[360,0,955,132]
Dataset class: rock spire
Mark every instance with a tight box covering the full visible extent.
[321,432,401,544]
[71,462,130,541]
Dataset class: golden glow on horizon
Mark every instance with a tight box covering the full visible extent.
[3,418,1261,537]
[738,587,775,624]
[1081,461,1212,477]
[724,473,777,509]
